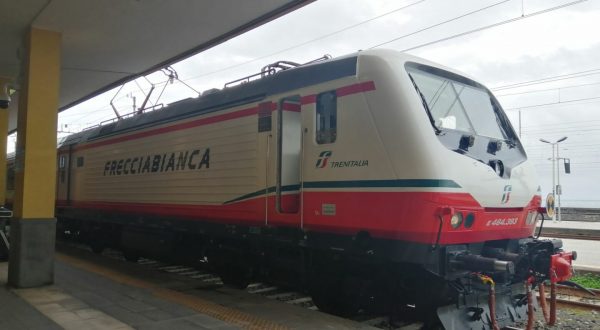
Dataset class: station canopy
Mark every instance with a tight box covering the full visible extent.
[0,0,312,132]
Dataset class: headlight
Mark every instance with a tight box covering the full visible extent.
[450,213,463,229]
[464,213,475,228]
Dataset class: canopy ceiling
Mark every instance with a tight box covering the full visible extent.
[0,0,312,131]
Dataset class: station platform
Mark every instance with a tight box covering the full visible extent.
[0,245,377,330]
[540,220,600,230]
[537,220,600,240]
[537,220,600,273]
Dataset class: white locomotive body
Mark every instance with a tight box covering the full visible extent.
[47,50,574,329]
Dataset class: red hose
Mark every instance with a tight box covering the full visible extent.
[549,281,557,326]
[477,274,501,330]
[526,282,535,330]
[488,284,500,330]
[538,282,550,323]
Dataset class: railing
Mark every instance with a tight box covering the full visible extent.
[224,55,331,89]
[80,54,333,132]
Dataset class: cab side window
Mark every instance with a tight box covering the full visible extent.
[316,91,337,144]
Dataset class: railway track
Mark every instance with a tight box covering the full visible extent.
[504,285,600,330]
[549,284,600,311]
[139,258,600,328]
[60,243,421,329]
[60,242,600,329]
[139,256,423,329]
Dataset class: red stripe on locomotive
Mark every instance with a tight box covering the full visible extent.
[57,191,539,245]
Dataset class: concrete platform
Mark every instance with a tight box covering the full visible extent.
[537,220,600,240]
[536,220,600,273]
[540,220,600,231]
[0,245,378,330]
[0,265,62,329]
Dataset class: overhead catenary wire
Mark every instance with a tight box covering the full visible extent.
[519,121,600,132]
[492,68,600,91]
[525,141,600,149]
[503,95,600,111]
[520,118,600,129]
[521,126,600,134]
[392,0,589,52]
[180,0,428,84]
[185,0,574,92]
[60,0,590,132]
[495,81,600,97]
[60,0,500,127]
[170,0,589,104]
[367,0,512,49]
[181,0,526,85]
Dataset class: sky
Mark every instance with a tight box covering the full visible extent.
[26,0,600,208]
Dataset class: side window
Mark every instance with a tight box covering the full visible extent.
[77,157,84,167]
[258,102,272,132]
[59,155,66,183]
[316,91,337,144]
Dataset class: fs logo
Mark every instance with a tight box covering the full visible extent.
[315,151,332,168]
[501,185,512,204]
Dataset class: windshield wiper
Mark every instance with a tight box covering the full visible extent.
[492,102,518,148]
[408,73,441,135]
[505,139,517,148]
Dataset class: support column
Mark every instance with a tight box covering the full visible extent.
[8,28,61,288]
[0,77,10,260]
[0,77,9,204]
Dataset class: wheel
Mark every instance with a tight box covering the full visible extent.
[123,249,140,263]
[218,265,251,289]
[310,276,361,316]
[207,243,254,290]
[89,241,105,254]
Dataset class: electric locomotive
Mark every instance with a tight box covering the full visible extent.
[43,49,575,329]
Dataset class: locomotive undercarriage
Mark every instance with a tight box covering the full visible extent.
[55,211,573,329]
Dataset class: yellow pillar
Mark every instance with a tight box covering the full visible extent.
[8,27,61,288]
[0,77,9,260]
[0,77,9,204]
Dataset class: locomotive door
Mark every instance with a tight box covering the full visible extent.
[56,145,73,203]
[276,95,302,215]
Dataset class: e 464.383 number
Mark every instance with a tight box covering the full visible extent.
[486,217,519,227]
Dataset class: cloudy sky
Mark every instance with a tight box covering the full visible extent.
[48,0,600,207]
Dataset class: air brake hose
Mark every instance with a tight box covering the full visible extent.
[549,281,557,326]
[488,284,500,330]
[525,281,535,330]
[478,274,500,330]
[538,282,550,323]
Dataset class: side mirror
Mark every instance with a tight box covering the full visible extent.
[546,194,555,218]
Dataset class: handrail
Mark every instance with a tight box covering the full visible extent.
[82,55,333,133]
[224,54,332,89]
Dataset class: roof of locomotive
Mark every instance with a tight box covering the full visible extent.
[58,49,460,148]
[60,52,362,148]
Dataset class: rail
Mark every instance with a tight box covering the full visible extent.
[543,284,600,311]
[57,240,418,330]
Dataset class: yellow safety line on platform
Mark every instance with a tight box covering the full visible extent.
[56,253,289,330]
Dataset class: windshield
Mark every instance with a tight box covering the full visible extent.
[406,64,508,140]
